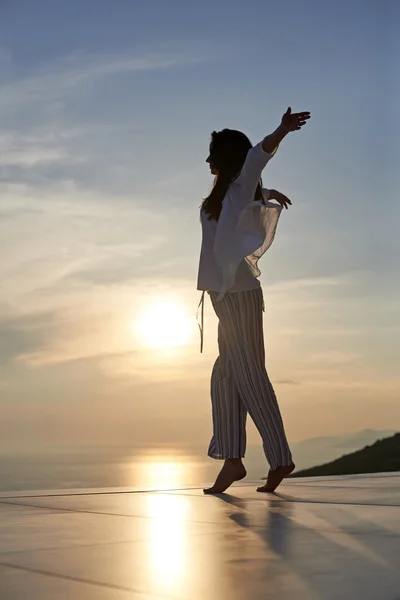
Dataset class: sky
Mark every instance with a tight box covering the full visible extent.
[0,0,399,454]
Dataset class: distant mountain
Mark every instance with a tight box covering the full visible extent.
[292,433,400,477]
[291,429,397,470]
[331,429,398,450]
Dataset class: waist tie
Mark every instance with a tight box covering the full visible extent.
[196,291,205,353]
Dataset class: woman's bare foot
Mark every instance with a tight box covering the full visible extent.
[256,463,295,494]
[204,459,246,494]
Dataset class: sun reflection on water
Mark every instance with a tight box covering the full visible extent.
[129,450,203,490]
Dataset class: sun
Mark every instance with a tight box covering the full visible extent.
[136,299,192,349]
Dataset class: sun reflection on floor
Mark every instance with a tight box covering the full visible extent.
[126,451,193,595]
[147,494,189,593]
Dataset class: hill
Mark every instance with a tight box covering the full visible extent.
[292,433,400,478]
[290,428,397,470]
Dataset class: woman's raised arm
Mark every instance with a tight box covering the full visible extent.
[236,108,311,198]
[262,107,311,153]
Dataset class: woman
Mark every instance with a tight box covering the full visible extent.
[197,107,311,494]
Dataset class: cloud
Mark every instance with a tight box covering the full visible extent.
[268,276,345,293]
[305,351,363,364]
[275,379,301,385]
[0,49,209,197]
[0,310,58,365]
[15,347,138,369]
[65,251,195,286]
[0,128,85,168]
[4,302,133,368]
[0,172,198,318]
[0,51,205,111]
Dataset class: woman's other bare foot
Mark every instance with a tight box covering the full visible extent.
[204,459,246,494]
[256,463,295,494]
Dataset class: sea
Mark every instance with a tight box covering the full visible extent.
[0,444,269,493]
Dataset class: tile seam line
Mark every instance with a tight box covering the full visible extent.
[0,486,217,499]
[1,498,400,515]
[1,479,398,499]
[0,560,182,600]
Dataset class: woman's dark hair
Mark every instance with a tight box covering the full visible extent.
[201,129,263,221]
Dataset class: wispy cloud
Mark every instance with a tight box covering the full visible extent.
[0,51,205,111]
[304,351,364,364]
[268,276,345,293]
[0,310,58,365]
[0,129,78,167]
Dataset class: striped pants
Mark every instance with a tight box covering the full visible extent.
[207,287,292,470]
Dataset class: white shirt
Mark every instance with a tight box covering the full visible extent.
[197,140,282,300]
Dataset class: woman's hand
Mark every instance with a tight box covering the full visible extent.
[269,189,292,210]
[262,108,311,153]
[281,107,311,132]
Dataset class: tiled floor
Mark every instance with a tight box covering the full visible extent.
[1,474,399,599]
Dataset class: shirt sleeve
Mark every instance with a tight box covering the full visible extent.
[236,200,282,278]
[214,198,283,301]
[234,140,277,199]
[261,188,271,203]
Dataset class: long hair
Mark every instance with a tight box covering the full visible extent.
[201,129,263,221]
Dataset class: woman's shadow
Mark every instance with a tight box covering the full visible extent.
[213,490,400,598]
